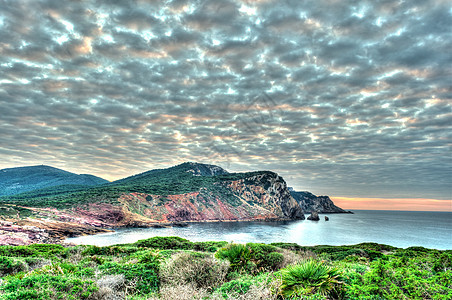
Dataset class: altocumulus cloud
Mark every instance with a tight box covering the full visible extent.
[0,0,451,200]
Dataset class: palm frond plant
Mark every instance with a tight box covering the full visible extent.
[279,259,345,299]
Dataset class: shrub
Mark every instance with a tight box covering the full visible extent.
[23,257,51,271]
[134,236,193,250]
[216,273,280,300]
[0,256,28,276]
[278,248,311,268]
[0,245,37,257]
[81,245,141,257]
[279,260,345,299]
[215,244,251,273]
[27,244,68,258]
[29,262,95,278]
[93,274,126,300]
[193,241,228,252]
[216,243,285,274]
[0,274,98,300]
[345,253,452,299]
[99,256,160,295]
[246,243,283,272]
[160,252,229,290]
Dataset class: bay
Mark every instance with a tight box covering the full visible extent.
[65,210,452,250]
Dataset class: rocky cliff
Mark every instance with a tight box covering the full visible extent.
[120,171,304,222]
[290,190,349,213]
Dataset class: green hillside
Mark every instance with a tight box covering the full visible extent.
[0,163,272,209]
[0,165,109,197]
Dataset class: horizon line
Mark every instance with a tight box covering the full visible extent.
[332,197,452,212]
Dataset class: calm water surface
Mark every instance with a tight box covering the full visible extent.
[66,210,452,249]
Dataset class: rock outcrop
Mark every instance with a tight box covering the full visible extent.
[290,190,350,213]
[307,211,320,221]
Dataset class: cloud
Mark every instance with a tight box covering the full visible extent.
[0,0,450,201]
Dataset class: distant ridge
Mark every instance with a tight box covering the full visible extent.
[0,165,109,196]
[290,190,350,213]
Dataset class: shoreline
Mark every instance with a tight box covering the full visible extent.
[1,210,352,246]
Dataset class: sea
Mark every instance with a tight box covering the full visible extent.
[65,210,452,250]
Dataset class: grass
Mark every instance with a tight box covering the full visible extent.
[0,237,450,299]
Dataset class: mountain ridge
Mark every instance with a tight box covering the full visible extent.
[0,165,109,197]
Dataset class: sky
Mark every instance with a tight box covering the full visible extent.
[0,0,451,211]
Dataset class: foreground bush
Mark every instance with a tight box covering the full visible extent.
[215,244,252,273]
[0,256,28,277]
[0,274,97,300]
[160,252,229,290]
[279,259,345,299]
[345,251,452,299]
[217,272,279,299]
[215,243,284,274]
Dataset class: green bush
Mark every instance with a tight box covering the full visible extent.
[29,262,95,278]
[215,243,284,274]
[0,256,28,276]
[246,243,284,271]
[160,251,229,290]
[27,244,68,258]
[0,274,98,300]
[99,254,160,295]
[0,246,37,257]
[215,243,251,273]
[81,244,141,256]
[193,241,228,252]
[134,236,193,250]
[217,273,274,298]
[345,253,452,299]
[279,259,345,299]
[0,244,69,259]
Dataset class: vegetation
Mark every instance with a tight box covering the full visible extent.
[0,237,450,299]
[0,162,271,209]
[279,260,344,298]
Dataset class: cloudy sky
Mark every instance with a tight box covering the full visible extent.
[0,0,451,210]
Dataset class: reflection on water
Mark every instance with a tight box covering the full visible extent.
[66,210,452,250]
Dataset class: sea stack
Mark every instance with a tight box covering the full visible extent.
[307,211,320,221]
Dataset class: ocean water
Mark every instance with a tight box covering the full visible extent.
[66,210,452,250]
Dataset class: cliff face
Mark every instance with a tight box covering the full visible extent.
[290,191,348,213]
[119,172,304,222]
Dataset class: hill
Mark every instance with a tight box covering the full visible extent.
[0,162,349,245]
[0,165,109,197]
